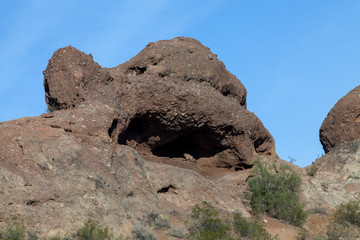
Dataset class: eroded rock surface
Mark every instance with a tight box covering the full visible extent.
[44,37,276,171]
[320,85,360,153]
[0,113,251,238]
[0,37,278,238]
[301,139,360,236]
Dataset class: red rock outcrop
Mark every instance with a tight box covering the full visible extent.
[320,85,360,153]
[0,37,282,238]
[43,37,276,171]
[2,37,359,239]
[0,112,252,238]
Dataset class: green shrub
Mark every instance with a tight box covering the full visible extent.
[187,202,231,240]
[0,221,26,240]
[187,202,277,240]
[308,200,360,240]
[247,161,307,226]
[325,222,352,240]
[0,221,40,240]
[132,226,157,240]
[232,212,275,240]
[0,219,122,240]
[46,102,61,113]
[332,199,360,227]
[73,219,113,240]
[306,163,318,177]
[295,228,309,240]
[146,211,171,230]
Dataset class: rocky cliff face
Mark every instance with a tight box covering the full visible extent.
[0,37,359,239]
[0,37,276,238]
[0,112,253,238]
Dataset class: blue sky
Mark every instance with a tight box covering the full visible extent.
[1,0,360,167]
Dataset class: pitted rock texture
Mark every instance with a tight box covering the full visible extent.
[43,37,276,171]
[0,113,252,239]
[303,139,360,210]
[320,85,360,153]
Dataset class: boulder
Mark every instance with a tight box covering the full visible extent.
[44,37,276,172]
[320,85,360,153]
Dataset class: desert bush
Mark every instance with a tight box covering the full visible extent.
[146,211,171,230]
[306,163,318,177]
[308,207,328,215]
[46,103,61,113]
[232,212,275,240]
[132,226,157,240]
[295,228,309,240]
[187,201,277,240]
[72,219,114,240]
[167,228,187,239]
[0,221,39,240]
[319,199,360,240]
[325,222,353,240]
[0,219,123,240]
[307,200,360,240]
[332,199,360,227]
[0,221,26,240]
[187,201,231,240]
[247,161,307,226]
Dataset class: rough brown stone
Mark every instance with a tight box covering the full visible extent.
[43,37,276,170]
[2,36,360,240]
[0,114,251,239]
[320,85,360,153]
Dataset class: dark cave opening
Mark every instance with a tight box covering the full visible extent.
[151,133,226,159]
[118,115,226,160]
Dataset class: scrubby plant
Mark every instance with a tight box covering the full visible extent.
[295,228,309,240]
[0,219,123,240]
[325,222,354,240]
[232,212,275,240]
[72,219,114,240]
[132,226,157,240]
[0,221,40,240]
[246,161,307,226]
[306,163,318,177]
[308,207,328,215]
[0,221,27,240]
[167,228,187,239]
[319,199,360,240]
[187,201,277,240]
[46,103,61,113]
[306,199,360,240]
[146,211,171,230]
[187,201,231,240]
[332,199,360,227]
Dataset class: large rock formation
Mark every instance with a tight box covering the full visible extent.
[0,37,278,238]
[320,85,360,153]
[2,36,359,239]
[44,37,276,171]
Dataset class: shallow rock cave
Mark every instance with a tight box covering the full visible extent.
[118,115,227,161]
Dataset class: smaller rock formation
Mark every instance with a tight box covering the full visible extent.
[320,85,360,153]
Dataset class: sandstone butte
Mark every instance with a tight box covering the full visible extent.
[0,37,359,239]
